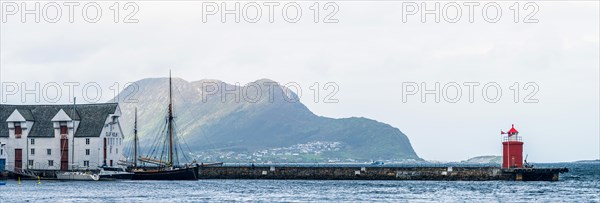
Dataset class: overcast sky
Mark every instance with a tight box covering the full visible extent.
[1,1,598,162]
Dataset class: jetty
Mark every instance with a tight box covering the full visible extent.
[0,162,569,181]
[1,120,570,182]
[195,124,568,181]
[196,163,568,181]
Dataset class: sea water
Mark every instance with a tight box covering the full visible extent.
[0,162,598,202]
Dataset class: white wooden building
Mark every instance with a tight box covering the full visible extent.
[0,103,125,171]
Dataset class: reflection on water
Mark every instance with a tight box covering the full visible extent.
[1,163,598,202]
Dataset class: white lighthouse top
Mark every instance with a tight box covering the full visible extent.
[502,124,522,142]
[507,124,519,136]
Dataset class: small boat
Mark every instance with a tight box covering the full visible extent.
[99,167,134,180]
[0,182,6,186]
[56,171,99,181]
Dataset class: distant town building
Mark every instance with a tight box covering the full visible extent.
[0,103,124,171]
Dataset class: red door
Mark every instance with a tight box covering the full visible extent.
[103,138,107,166]
[61,138,69,171]
[14,149,22,171]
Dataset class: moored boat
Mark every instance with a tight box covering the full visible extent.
[56,171,99,181]
[130,71,200,180]
[99,166,134,180]
[132,166,198,180]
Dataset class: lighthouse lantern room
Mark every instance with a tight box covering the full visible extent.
[501,124,523,168]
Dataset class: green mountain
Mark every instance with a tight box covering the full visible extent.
[113,78,420,162]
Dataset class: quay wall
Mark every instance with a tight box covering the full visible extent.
[4,165,567,181]
[197,166,515,181]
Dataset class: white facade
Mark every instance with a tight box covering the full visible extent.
[0,104,125,171]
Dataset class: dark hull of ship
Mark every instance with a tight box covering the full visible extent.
[100,173,134,180]
[132,166,199,180]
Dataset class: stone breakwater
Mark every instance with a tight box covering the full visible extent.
[197,166,569,181]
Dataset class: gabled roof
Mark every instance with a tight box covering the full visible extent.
[6,109,27,122]
[17,109,35,121]
[51,109,74,122]
[0,103,118,138]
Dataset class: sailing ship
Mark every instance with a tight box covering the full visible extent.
[117,108,139,174]
[131,71,199,180]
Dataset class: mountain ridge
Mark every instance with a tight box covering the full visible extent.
[113,77,420,162]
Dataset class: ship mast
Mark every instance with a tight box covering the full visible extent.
[168,70,174,167]
[134,107,138,168]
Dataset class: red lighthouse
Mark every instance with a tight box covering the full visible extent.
[502,124,523,168]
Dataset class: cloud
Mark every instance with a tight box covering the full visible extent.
[0,1,598,162]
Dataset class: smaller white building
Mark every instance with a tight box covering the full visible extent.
[0,103,125,171]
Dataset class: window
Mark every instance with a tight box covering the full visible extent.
[30,148,35,155]
[15,122,22,138]
[83,161,89,167]
[47,149,51,155]
[86,138,90,145]
[48,160,54,167]
[85,149,90,155]
[30,139,35,145]
[28,160,33,166]
[60,122,68,135]
[109,160,113,166]
[116,148,118,154]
